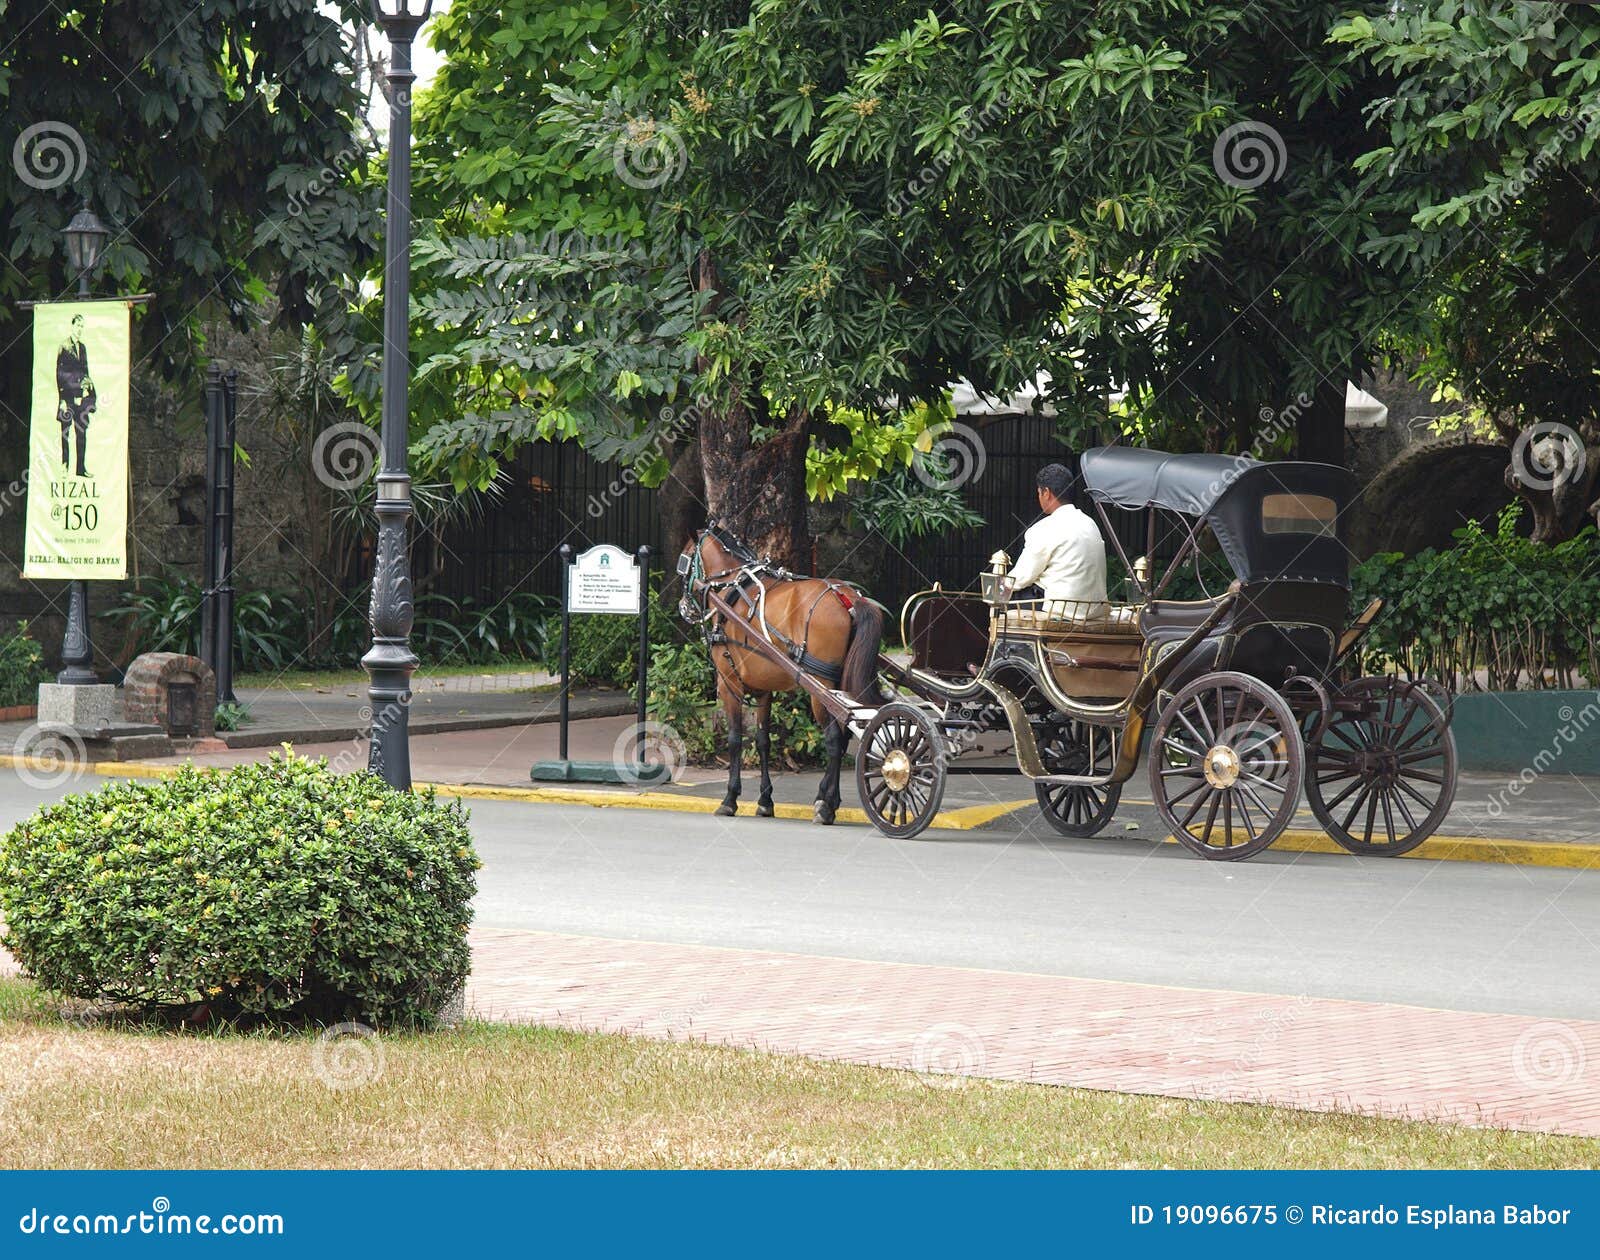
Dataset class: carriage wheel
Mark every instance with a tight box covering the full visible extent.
[856,702,948,840]
[1306,676,1457,856]
[1149,670,1304,861]
[1034,717,1121,837]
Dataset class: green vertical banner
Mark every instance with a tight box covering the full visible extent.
[23,299,130,580]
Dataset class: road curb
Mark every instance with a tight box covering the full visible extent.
[1,754,1591,869]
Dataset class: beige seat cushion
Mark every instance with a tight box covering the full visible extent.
[1001,602,1140,637]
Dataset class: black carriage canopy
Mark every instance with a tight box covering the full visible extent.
[1078,446,1358,586]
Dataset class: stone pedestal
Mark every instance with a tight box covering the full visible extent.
[36,682,118,731]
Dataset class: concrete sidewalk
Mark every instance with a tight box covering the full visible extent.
[0,675,635,754]
[466,926,1600,1137]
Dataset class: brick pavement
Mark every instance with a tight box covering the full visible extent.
[7,921,1594,1137]
[465,926,1600,1138]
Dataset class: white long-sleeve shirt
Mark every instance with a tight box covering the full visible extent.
[1007,503,1109,611]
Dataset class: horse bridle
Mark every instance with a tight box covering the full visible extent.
[676,524,767,626]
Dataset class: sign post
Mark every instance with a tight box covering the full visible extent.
[532,543,667,785]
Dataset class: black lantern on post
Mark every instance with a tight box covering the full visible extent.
[63,202,109,297]
[362,0,432,789]
[56,200,111,686]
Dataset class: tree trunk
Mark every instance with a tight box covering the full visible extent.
[1296,373,1346,466]
[1505,444,1600,544]
[692,250,812,570]
[657,435,705,613]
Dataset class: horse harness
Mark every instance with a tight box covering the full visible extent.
[679,525,861,698]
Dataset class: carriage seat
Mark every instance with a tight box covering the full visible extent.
[995,600,1143,700]
[999,601,1140,637]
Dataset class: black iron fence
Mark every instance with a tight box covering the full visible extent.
[423,443,665,607]
[401,418,1181,624]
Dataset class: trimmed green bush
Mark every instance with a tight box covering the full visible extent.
[0,621,49,707]
[0,753,478,1025]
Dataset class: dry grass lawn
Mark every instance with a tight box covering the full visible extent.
[2,979,1596,1169]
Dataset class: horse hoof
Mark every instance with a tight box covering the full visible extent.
[812,801,836,826]
[756,801,775,818]
[715,801,737,817]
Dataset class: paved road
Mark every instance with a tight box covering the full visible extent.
[459,797,1600,1021]
[4,771,1597,1022]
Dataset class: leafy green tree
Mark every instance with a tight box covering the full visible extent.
[408,1,1431,568]
[1334,1,1600,540]
[0,0,378,435]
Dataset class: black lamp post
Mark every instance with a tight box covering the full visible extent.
[57,200,110,687]
[362,0,431,789]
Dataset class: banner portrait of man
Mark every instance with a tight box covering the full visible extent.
[23,299,131,581]
[56,312,98,478]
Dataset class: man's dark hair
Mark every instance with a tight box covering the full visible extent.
[1037,463,1075,501]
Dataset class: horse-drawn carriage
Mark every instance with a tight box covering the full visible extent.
[679,446,1457,860]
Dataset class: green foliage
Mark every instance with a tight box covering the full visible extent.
[111,579,300,675]
[113,578,556,674]
[645,640,823,767]
[0,754,479,1024]
[1334,3,1600,443]
[644,640,722,763]
[1349,506,1600,692]
[0,0,378,390]
[559,597,679,688]
[853,462,985,547]
[0,622,49,708]
[213,702,251,732]
[405,0,1433,497]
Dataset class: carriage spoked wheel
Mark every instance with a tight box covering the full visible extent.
[856,702,948,840]
[1305,676,1457,856]
[1034,717,1122,837]
[1149,670,1305,861]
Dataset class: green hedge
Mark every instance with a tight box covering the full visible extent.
[1349,506,1598,691]
[647,640,824,767]
[0,754,478,1025]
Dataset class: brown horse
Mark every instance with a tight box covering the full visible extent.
[677,524,886,823]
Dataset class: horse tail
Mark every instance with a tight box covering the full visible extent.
[840,596,888,706]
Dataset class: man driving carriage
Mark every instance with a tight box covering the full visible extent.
[1004,463,1109,618]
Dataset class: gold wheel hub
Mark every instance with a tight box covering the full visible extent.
[1203,744,1242,789]
[881,748,913,793]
